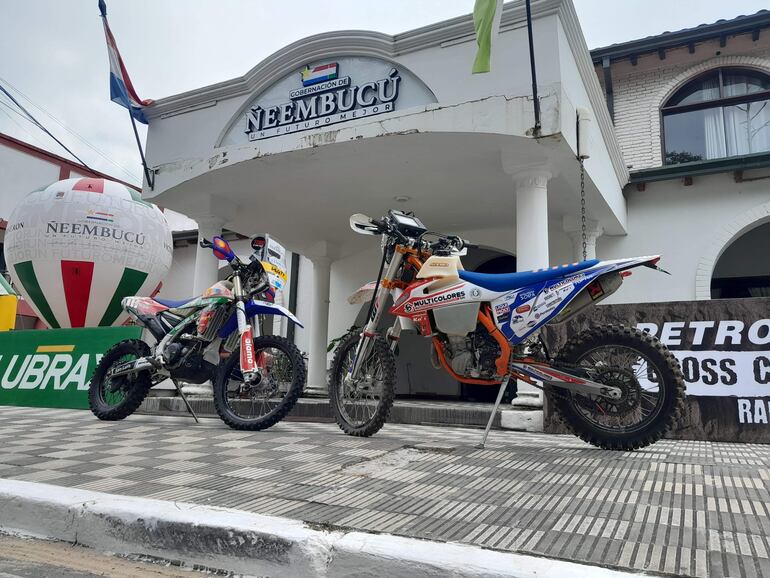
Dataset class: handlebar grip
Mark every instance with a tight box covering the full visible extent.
[371,218,390,234]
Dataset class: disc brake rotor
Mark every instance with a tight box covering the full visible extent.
[576,366,641,416]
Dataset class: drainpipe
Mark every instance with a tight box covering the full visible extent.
[525,0,541,135]
[287,252,300,345]
[602,56,615,122]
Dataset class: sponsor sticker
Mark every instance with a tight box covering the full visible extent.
[516,304,531,314]
[587,280,605,300]
[407,290,466,312]
[494,303,510,315]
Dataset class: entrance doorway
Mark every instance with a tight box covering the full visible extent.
[711,223,770,298]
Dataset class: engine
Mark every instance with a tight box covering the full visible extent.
[442,325,501,379]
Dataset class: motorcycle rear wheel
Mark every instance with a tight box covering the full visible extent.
[329,332,396,437]
[88,339,152,421]
[553,324,684,450]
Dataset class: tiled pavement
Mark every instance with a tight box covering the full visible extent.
[1,407,769,577]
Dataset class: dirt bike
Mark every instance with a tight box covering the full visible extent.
[329,210,684,450]
[89,235,306,430]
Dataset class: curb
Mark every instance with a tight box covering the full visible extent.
[139,397,545,432]
[0,479,639,578]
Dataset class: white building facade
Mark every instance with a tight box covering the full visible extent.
[141,1,770,397]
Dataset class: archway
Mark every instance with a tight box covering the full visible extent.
[711,222,770,298]
[695,200,770,300]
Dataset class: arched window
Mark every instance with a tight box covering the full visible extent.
[662,68,770,165]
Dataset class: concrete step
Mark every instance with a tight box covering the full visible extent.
[138,396,543,432]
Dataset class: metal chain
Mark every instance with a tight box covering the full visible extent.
[579,157,587,261]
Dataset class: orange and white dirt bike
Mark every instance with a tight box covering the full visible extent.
[329,210,684,450]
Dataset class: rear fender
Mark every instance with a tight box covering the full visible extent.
[591,255,663,274]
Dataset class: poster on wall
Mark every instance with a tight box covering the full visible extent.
[542,297,770,442]
[0,326,142,410]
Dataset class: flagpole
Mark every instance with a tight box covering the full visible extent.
[127,106,154,190]
[525,0,541,135]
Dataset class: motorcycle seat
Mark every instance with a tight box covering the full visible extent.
[458,259,600,292]
[153,297,193,309]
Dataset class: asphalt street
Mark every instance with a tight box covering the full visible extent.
[0,533,204,578]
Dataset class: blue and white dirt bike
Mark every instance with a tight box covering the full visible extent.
[330,210,684,450]
[89,235,306,431]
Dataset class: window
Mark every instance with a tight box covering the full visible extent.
[662,68,770,165]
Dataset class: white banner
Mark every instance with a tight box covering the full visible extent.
[662,350,770,397]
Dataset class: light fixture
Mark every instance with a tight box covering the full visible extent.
[393,195,411,202]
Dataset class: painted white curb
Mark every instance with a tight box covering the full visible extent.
[500,409,544,432]
[0,479,640,577]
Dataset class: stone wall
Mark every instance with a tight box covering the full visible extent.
[542,297,770,443]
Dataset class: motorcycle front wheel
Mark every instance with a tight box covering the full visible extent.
[88,339,153,421]
[552,324,685,450]
[213,335,305,431]
[329,332,396,437]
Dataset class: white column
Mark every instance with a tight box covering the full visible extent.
[193,217,225,295]
[307,257,331,394]
[515,171,551,272]
[563,216,603,261]
[513,170,551,408]
[183,217,224,397]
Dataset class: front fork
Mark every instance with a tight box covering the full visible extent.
[233,274,259,381]
[347,251,404,382]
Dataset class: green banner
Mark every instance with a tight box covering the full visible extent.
[0,326,142,410]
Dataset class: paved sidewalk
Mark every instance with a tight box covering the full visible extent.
[0,407,768,577]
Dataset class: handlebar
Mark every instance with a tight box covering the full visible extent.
[371,214,478,254]
[427,235,477,254]
[199,238,213,249]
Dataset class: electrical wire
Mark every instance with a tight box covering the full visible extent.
[0,76,139,182]
[0,104,51,150]
[0,80,96,174]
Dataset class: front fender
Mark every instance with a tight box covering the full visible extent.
[246,300,304,327]
[218,299,303,338]
[348,281,377,305]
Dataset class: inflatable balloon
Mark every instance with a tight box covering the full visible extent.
[3,178,172,328]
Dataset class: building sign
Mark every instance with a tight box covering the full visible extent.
[0,326,142,410]
[244,62,401,140]
[219,56,437,147]
[542,297,770,442]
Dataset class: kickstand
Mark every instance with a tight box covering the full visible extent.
[475,375,510,450]
[172,379,200,423]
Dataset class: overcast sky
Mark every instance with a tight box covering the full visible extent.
[0,0,766,185]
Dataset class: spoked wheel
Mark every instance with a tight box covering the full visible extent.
[329,332,395,437]
[553,325,685,450]
[213,335,305,431]
[88,340,153,421]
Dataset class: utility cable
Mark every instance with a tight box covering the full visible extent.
[0,80,97,174]
[0,76,139,182]
[0,101,52,149]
